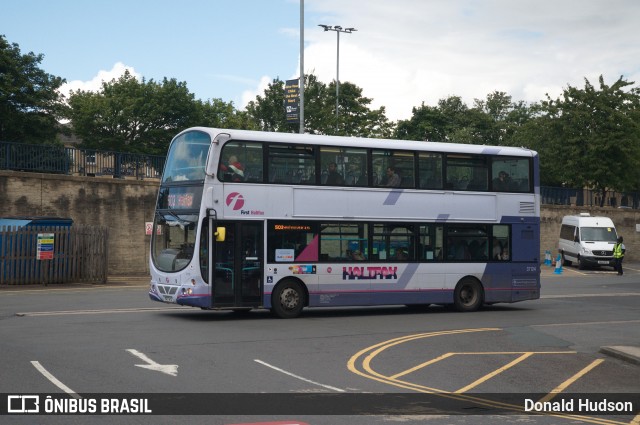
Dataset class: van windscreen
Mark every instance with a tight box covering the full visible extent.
[581,227,617,242]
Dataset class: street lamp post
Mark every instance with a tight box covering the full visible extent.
[318,24,356,133]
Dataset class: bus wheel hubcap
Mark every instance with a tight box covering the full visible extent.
[280,288,299,309]
[462,287,476,305]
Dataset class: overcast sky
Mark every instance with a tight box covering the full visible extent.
[2,0,639,122]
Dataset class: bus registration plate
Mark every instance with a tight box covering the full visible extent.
[163,295,173,301]
[598,261,609,265]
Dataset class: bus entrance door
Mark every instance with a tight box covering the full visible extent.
[211,221,263,308]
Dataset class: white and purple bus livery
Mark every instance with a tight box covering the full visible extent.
[149,128,540,318]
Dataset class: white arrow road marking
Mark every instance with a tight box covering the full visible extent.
[126,349,178,376]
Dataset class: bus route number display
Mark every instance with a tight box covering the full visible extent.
[159,186,203,210]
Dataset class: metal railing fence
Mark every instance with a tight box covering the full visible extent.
[541,187,640,209]
[0,141,165,180]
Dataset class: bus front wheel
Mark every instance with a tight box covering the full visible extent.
[453,278,483,312]
[271,280,305,319]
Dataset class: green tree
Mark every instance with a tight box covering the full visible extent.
[0,35,66,144]
[396,92,536,146]
[327,80,394,138]
[395,96,486,143]
[528,76,640,202]
[473,91,536,146]
[245,78,289,132]
[246,74,393,138]
[194,98,257,131]
[68,71,198,155]
[394,102,447,141]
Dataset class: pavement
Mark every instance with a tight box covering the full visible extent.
[599,346,640,366]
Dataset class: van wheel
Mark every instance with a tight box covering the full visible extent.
[561,252,572,266]
[577,256,586,270]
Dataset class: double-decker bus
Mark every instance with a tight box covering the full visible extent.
[149,127,540,318]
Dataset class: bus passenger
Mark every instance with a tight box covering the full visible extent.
[348,250,365,261]
[395,248,408,261]
[221,155,245,182]
[325,162,344,185]
[492,238,503,260]
[384,166,401,187]
[493,171,510,191]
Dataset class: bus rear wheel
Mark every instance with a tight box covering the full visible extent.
[453,278,483,312]
[271,280,305,319]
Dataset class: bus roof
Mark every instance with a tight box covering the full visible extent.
[177,127,538,158]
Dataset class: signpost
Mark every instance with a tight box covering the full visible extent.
[284,79,300,124]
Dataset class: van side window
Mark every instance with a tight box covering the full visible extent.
[560,224,576,241]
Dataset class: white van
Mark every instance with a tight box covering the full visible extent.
[558,213,618,269]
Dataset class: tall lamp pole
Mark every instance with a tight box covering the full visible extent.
[299,0,304,134]
[318,24,356,133]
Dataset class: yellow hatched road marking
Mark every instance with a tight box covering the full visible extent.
[454,352,534,393]
[391,351,576,381]
[348,329,632,425]
[537,359,605,403]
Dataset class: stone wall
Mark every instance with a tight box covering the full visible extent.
[0,171,159,275]
[2,171,638,276]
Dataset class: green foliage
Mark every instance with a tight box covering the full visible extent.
[532,76,640,197]
[194,98,257,131]
[67,71,199,155]
[245,79,289,132]
[395,92,540,148]
[0,35,66,144]
[245,74,393,138]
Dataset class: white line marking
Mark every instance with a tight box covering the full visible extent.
[532,319,640,327]
[31,361,80,399]
[126,349,178,376]
[541,293,640,299]
[254,359,345,392]
[16,307,187,317]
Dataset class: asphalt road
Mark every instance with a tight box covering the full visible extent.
[0,263,639,425]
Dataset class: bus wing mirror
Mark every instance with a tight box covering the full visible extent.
[215,227,226,242]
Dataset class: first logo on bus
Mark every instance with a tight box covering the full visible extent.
[226,192,245,210]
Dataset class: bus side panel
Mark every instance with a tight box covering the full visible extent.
[508,218,540,263]
[368,263,450,305]
[482,263,539,303]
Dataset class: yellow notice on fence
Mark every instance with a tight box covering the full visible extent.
[37,233,54,260]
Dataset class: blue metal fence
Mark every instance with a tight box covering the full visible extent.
[0,141,165,180]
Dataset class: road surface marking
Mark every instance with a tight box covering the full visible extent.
[537,359,605,403]
[31,361,80,399]
[541,293,640,299]
[126,349,178,376]
[16,307,188,316]
[455,352,534,393]
[349,329,627,425]
[254,359,345,392]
